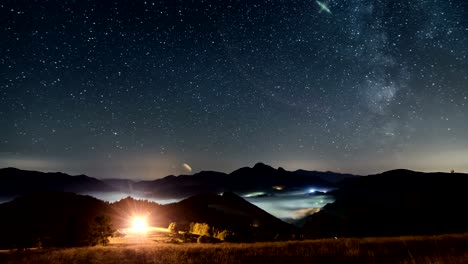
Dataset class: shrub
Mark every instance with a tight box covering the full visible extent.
[214,230,234,241]
[168,222,177,233]
[190,223,211,236]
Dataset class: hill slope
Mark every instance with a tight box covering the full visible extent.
[157,191,296,240]
[0,190,295,248]
[302,170,468,238]
[0,192,112,248]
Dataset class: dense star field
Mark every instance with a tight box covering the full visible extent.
[1,1,467,179]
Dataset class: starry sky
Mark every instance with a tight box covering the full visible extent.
[1,0,467,179]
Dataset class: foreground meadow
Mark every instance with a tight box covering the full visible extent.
[1,233,467,264]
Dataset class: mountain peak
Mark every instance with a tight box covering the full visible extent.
[379,169,418,176]
[253,162,274,170]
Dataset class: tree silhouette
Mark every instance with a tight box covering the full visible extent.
[88,215,115,246]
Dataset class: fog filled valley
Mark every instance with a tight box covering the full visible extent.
[0,163,341,222]
[87,189,335,222]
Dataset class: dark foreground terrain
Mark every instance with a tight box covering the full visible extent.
[1,233,467,264]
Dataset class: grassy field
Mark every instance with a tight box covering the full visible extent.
[1,233,467,264]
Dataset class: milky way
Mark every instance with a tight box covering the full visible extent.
[1,1,467,179]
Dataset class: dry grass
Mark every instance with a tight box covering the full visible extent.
[1,233,468,264]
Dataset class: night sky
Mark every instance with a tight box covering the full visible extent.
[1,1,467,179]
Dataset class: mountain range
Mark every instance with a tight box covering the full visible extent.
[0,167,113,198]
[1,165,468,249]
[0,163,355,199]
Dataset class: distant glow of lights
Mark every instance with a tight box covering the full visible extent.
[244,192,266,198]
[309,188,316,193]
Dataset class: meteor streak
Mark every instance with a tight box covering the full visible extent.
[182,163,192,173]
[316,1,332,14]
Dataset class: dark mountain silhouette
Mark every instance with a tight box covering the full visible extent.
[228,163,332,191]
[0,167,114,199]
[0,192,113,248]
[0,164,349,199]
[132,163,339,198]
[302,169,468,238]
[294,169,356,183]
[134,171,229,198]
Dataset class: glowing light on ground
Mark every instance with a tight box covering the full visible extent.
[130,216,149,233]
